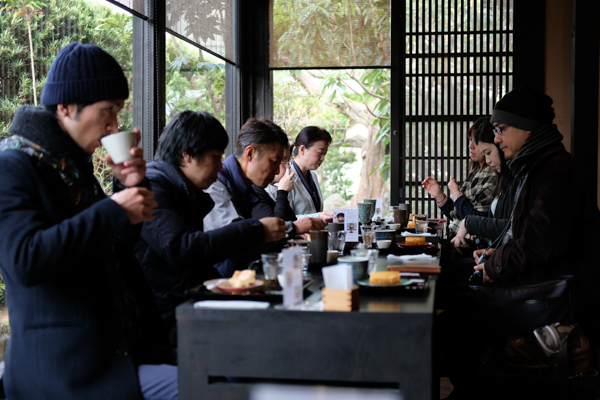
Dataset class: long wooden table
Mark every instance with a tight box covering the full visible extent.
[177,257,438,400]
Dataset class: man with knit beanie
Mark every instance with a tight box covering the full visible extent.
[438,86,600,398]
[0,42,178,399]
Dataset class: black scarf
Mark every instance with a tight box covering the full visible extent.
[507,124,564,178]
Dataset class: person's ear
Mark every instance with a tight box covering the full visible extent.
[299,145,306,156]
[56,104,77,119]
[182,152,193,165]
[245,145,256,161]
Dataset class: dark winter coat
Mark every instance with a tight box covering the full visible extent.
[135,161,266,344]
[0,106,171,400]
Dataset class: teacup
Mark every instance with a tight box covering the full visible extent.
[377,240,392,249]
[101,131,138,164]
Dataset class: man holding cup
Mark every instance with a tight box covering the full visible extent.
[0,43,177,400]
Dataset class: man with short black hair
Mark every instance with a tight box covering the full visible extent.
[135,110,287,345]
[0,42,177,400]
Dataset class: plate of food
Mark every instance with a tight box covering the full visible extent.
[216,269,264,292]
[217,280,264,292]
[356,271,412,287]
[357,278,414,287]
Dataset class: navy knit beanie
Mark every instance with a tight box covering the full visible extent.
[41,42,129,106]
[491,85,555,132]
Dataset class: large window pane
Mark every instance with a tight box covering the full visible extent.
[166,0,234,63]
[273,68,390,209]
[271,0,391,68]
[165,33,226,127]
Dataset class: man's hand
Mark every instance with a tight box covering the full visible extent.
[111,187,157,225]
[108,128,146,187]
[472,247,495,263]
[421,177,444,202]
[474,263,495,284]
[278,170,295,192]
[293,217,325,234]
[259,217,287,242]
[319,212,333,223]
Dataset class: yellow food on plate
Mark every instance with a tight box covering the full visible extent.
[369,271,400,285]
[405,236,426,245]
[228,269,256,288]
[407,221,416,229]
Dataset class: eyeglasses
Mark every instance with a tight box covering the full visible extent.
[493,125,503,136]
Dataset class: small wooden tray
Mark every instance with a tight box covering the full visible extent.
[387,264,441,274]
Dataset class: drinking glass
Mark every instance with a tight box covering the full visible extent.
[366,249,379,275]
[362,230,375,249]
[328,230,347,255]
[286,239,309,272]
[414,213,428,234]
[261,253,281,281]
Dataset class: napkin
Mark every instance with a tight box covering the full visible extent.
[386,253,435,261]
[401,232,436,237]
[193,300,270,309]
[322,264,353,290]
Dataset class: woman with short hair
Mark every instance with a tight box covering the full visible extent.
[288,126,334,223]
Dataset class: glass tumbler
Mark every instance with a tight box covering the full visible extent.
[328,230,347,255]
[366,249,379,275]
[414,213,429,234]
[261,253,281,281]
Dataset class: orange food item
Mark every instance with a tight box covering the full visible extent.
[407,221,416,229]
[369,271,400,285]
[228,269,256,287]
[405,236,426,244]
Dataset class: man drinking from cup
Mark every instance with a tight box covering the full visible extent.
[0,43,177,399]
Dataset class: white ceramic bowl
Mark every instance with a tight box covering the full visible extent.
[387,223,401,230]
[377,240,392,249]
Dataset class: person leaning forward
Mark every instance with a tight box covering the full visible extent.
[0,42,177,400]
[134,111,289,346]
[203,118,309,277]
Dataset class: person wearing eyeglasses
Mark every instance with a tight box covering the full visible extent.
[438,85,600,398]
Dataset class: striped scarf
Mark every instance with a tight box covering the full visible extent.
[449,163,497,232]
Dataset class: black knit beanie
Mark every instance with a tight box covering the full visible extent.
[491,85,555,132]
[41,42,129,106]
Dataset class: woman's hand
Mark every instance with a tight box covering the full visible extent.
[450,219,470,254]
[421,177,445,202]
[278,169,295,192]
[448,177,460,194]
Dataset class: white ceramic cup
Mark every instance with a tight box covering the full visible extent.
[377,240,392,249]
[101,131,138,164]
